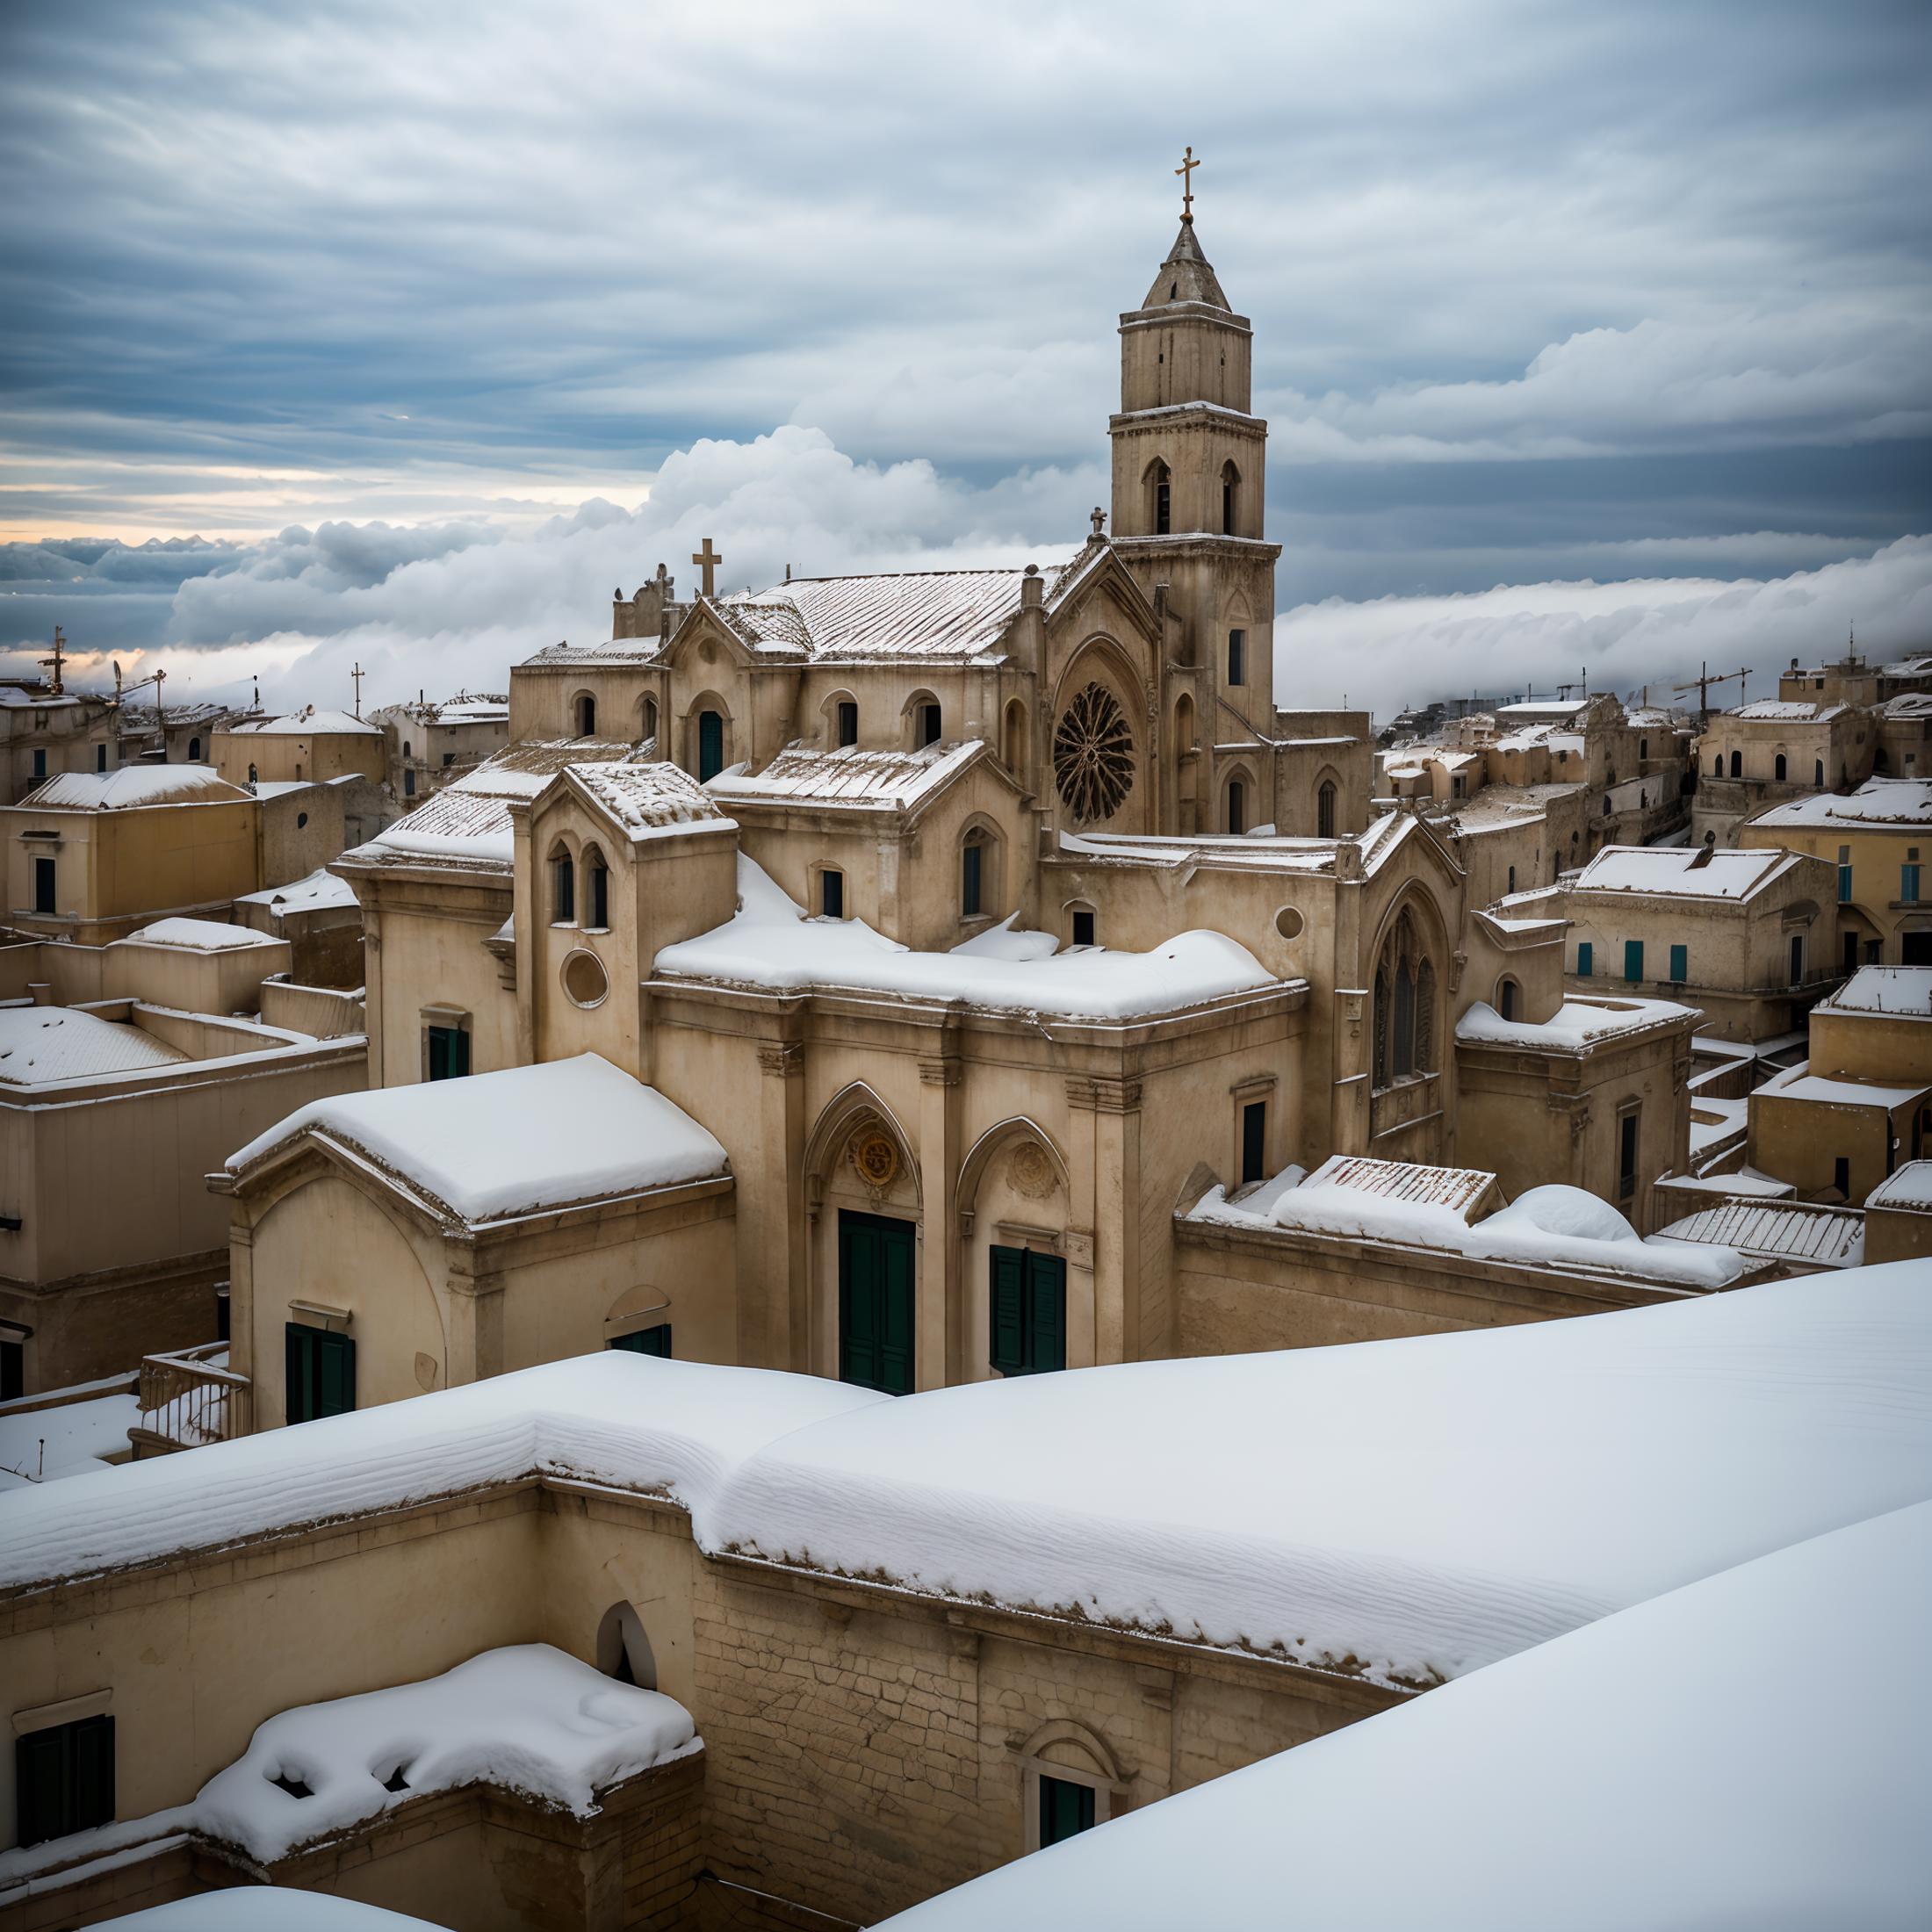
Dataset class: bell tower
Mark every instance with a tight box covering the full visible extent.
[1109,159,1280,786]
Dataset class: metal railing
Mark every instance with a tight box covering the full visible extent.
[135,1341,252,1450]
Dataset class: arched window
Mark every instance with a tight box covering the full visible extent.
[836,699,858,747]
[188,736,200,761]
[1640,738,1649,760]
[1507,863,1517,894]
[1712,752,1722,775]
[574,694,596,738]
[1316,780,1337,839]
[1150,459,1171,536]
[1814,758,1825,786]
[584,845,609,928]
[1002,698,1027,775]
[551,845,575,923]
[1227,778,1246,835]
[403,739,412,760]
[596,1602,657,1690]
[1729,750,1742,778]
[1373,908,1437,1088]
[1498,977,1519,1022]
[1221,460,1240,536]
[1774,753,1788,782]
[962,828,988,919]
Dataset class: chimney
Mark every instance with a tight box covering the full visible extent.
[1020,563,1043,609]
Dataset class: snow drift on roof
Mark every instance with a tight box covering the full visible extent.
[227,1052,726,1222]
[4,1271,1930,1698]
[237,868,361,915]
[1728,698,1842,721]
[122,916,283,952]
[0,1007,188,1085]
[653,856,1279,1020]
[16,766,249,811]
[193,1645,696,1862]
[870,1500,1932,1932]
[1752,777,1932,829]
[1457,994,1697,1050]
[1867,1161,1932,1211]
[1817,964,1932,1017]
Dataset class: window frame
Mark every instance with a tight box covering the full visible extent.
[1226,628,1245,688]
[818,867,845,919]
[14,1711,115,1848]
[285,1320,356,1425]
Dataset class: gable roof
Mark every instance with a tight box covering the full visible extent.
[1572,845,1803,902]
[552,761,735,843]
[703,739,989,817]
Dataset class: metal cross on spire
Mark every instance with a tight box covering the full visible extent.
[692,537,724,599]
[1175,145,1200,221]
[350,661,364,718]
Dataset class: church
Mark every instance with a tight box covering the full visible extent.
[221,194,1697,1412]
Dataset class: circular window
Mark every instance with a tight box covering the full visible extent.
[1052,683,1135,825]
[1274,906,1304,941]
[562,948,609,1008]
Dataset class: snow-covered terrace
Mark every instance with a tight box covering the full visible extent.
[1456,992,1699,1054]
[872,1499,1932,1931]
[1814,964,1932,1018]
[1751,776,1932,829]
[4,1268,1928,1698]
[653,856,1289,1023]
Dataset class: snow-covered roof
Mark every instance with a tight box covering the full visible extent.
[225,707,382,737]
[1866,1162,1932,1212]
[227,1053,727,1224]
[120,916,284,952]
[13,765,249,811]
[1815,964,1932,1018]
[706,739,985,815]
[717,566,1060,664]
[191,1645,696,1863]
[1494,697,1588,718]
[5,1270,1930,1705]
[870,1497,1932,1932]
[1655,1199,1864,1269]
[653,856,1282,1021]
[0,1389,138,1490]
[1881,653,1932,678]
[1456,994,1698,1052]
[237,867,361,916]
[1572,845,1801,901]
[1727,699,1844,722]
[1295,1155,1496,1221]
[89,1894,441,1930]
[352,739,631,871]
[1757,1060,1930,1109]
[562,759,734,841]
[1751,777,1932,830]
[1880,690,1932,718]
[0,1007,188,1086]
[371,693,509,726]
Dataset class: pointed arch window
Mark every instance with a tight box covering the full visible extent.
[1149,460,1171,536]
[551,845,576,924]
[1222,460,1240,536]
[1317,780,1337,840]
[1373,908,1438,1089]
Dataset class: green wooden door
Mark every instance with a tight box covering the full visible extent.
[840,1210,915,1395]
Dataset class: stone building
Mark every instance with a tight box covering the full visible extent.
[1693,698,1875,847]
[1740,777,1932,967]
[0,919,365,1395]
[1556,843,1840,1041]
[0,1272,1921,1927]
[256,205,1703,1421]
[213,709,386,790]
[368,692,511,808]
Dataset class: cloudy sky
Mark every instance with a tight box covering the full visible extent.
[2,0,1928,717]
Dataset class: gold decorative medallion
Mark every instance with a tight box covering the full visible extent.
[851,1130,899,1191]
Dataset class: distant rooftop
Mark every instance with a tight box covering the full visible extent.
[15,765,248,811]
[1750,777,1932,830]
[1572,845,1803,901]
[0,1006,187,1086]
[225,706,382,737]
[1815,965,1932,1019]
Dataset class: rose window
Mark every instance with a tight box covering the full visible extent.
[1052,683,1135,825]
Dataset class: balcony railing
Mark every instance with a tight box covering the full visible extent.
[133,1341,252,1453]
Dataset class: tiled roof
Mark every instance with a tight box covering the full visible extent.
[1656,1200,1864,1268]
[1300,1155,1497,1222]
[706,739,983,813]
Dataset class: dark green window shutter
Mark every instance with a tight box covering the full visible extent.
[1039,1774,1096,1847]
[285,1321,314,1424]
[878,1224,915,1395]
[962,840,983,917]
[1575,941,1592,977]
[1025,1253,1066,1374]
[1623,940,1644,983]
[698,710,724,782]
[1669,943,1688,984]
[72,1716,114,1831]
[428,1027,450,1082]
[318,1330,356,1417]
[989,1246,1025,1375]
[1241,1101,1266,1186]
[16,1727,64,1845]
[451,1028,470,1078]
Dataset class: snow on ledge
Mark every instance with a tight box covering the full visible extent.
[120,917,284,952]
[654,855,1280,1020]
[1457,994,1698,1051]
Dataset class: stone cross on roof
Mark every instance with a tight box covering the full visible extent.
[1175,144,1200,222]
[1090,506,1107,537]
[692,537,724,598]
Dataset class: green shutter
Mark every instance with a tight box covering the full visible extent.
[1025,1253,1066,1374]
[698,710,724,782]
[610,1323,672,1358]
[285,1321,314,1424]
[840,1213,915,1394]
[990,1246,1025,1375]
[1575,941,1592,977]
[16,1727,64,1845]
[428,1027,449,1081]
[318,1329,356,1418]
[72,1716,113,1831]
[1669,943,1688,984]
[451,1029,470,1077]
[1040,1774,1096,1846]
[1623,940,1644,983]
[1241,1102,1266,1186]
[879,1223,915,1395]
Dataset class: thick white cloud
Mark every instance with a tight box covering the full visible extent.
[1276,536,1932,717]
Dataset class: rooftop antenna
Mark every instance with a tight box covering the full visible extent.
[40,625,65,696]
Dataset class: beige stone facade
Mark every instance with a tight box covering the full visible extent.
[1693,699,1875,847]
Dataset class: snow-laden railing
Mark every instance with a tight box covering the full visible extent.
[134,1343,251,1452]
